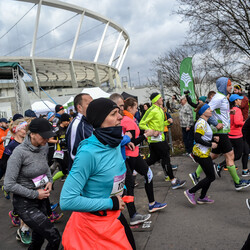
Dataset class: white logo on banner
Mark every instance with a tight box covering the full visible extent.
[181,73,192,87]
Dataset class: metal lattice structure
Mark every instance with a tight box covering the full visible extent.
[0,0,130,95]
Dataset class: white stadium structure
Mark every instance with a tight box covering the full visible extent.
[0,0,130,117]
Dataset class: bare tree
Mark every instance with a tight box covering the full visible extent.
[176,0,250,58]
[149,47,215,99]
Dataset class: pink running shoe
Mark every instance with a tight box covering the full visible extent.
[49,211,63,223]
[184,190,196,205]
[9,211,20,227]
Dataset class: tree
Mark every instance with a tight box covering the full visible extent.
[176,0,250,58]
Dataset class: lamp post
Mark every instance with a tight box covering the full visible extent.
[137,71,141,86]
[127,67,132,87]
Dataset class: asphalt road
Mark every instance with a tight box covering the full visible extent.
[0,155,249,250]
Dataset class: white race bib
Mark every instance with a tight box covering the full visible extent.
[151,133,162,141]
[110,173,126,197]
[32,174,49,188]
[53,150,64,159]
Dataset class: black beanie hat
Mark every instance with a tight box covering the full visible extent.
[86,98,119,128]
[13,113,24,121]
[55,104,64,113]
[150,92,160,101]
[60,113,71,122]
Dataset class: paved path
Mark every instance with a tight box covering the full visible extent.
[0,155,249,249]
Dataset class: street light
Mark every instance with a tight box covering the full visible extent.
[127,67,132,87]
[137,71,141,86]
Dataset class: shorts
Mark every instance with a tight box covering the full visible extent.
[211,134,232,155]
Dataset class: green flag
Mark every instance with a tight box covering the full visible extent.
[180,57,196,120]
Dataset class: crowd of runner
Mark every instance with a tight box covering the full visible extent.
[0,76,250,249]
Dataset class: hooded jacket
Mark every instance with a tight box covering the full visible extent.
[4,135,53,199]
[60,134,126,212]
[209,77,230,134]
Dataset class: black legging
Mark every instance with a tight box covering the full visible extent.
[242,139,249,170]
[146,141,174,179]
[126,156,155,203]
[119,213,136,249]
[13,194,61,250]
[125,162,137,218]
[219,137,243,168]
[189,156,215,199]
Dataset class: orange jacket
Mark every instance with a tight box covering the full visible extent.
[0,128,9,159]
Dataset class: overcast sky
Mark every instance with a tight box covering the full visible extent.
[0,0,189,86]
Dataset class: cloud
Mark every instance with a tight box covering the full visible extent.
[0,0,189,85]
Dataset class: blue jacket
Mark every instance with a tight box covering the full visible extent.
[66,113,93,169]
[121,135,131,160]
[60,135,126,212]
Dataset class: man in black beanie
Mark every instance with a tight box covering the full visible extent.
[140,92,186,189]
[53,104,65,127]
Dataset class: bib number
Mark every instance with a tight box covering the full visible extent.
[32,174,49,188]
[110,173,126,196]
[53,150,64,159]
[151,133,162,141]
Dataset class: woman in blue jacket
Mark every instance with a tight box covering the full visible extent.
[60,98,135,250]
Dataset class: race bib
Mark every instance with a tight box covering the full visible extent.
[53,150,64,159]
[151,133,162,141]
[32,174,49,188]
[110,173,126,197]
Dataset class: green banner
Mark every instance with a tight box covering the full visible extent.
[180,57,196,120]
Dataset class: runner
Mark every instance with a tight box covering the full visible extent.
[121,97,167,213]
[184,103,217,205]
[60,98,135,249]
[4,118,61,250]
[190,77,250,190]
[66,93,93,170]
[139,93,186,189]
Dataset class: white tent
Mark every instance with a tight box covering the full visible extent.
[63,87,110,112]
[81,87,110,98]
[31,100,55,116]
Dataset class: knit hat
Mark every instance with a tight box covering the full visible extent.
[234,84,242,90]
[24,109,37,118]
[55,104,64,113]
[60,113,71,122]
[198,96,207,103]
[86,98,119,128]
[47,112,54,120]
[150,92,161,104]
[29,118,55,139]
[13,113,24,121]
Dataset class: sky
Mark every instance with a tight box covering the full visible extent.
[0,0,189,86]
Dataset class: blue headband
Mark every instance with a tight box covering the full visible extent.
[198,104,210,116]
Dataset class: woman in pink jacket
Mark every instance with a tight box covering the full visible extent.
[219,94,245,173]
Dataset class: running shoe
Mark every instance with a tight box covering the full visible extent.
[213,163,221,178]
[172,179,186,190]
[246,199,250,210]
[184,190,196,205]
[171,165,178,171]
[50,203,59,212]
[49,211,63,223]
[189,172,199,185]
[9,211,20,227]
[235,179,250,191]
[130,213,151,225]
[242,170,250,177]
[188,153,196,163]
[2,186,10,199]
[165,176,171,182]
[197,196,214,204]
[148,201,167,213]
[16,228,32,245]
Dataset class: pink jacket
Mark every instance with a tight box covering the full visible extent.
[229,106,244,139]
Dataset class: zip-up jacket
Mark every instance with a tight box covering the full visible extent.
[228,106,244,139]
[0,127,9,159]
[139,104,169,143]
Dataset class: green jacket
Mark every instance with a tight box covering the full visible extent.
[139,104,169,143]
